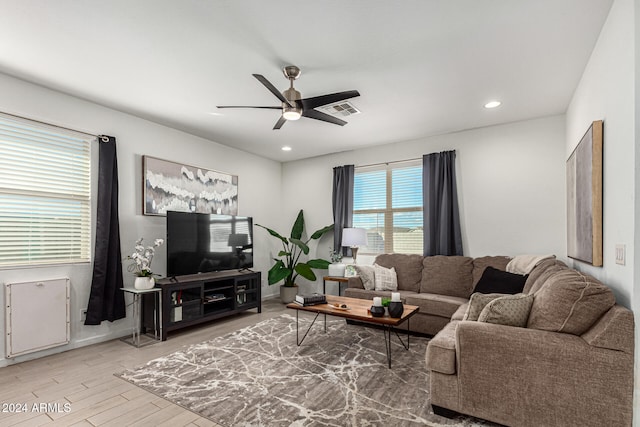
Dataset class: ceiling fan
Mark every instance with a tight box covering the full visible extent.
[217,65,360,130]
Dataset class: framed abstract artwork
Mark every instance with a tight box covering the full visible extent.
[566,120,603,266]
[143,155,238,216]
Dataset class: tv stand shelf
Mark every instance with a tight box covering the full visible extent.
[144,270,261,341]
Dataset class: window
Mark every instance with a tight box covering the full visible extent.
[353,160,423,254]
[0,113,92,267]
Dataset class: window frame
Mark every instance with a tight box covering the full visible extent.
[0,113,93,268]
[352,159,423,255]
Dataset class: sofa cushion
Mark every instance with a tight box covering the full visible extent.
[425,320,459,375]
[451,303,468,321]
[477,293,533,327]
[346,276,364,290]
[353,265,375,290]
[463,293,504,321]
[471,255,511,287]
[474,266,527,294]
[404,293,468,319]
[374,253,424,292]
[343,288,418,301]
[522,258,568,294]
[527,269,616,335]
[421,256,474,298]
[373,264,398,291]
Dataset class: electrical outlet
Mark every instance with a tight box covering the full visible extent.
[615,244,626,265]
[80,309,87,322]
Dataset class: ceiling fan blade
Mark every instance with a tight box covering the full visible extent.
[302,109,347,126]
[253,74,293,107]
[273,116,287,130]
[300,90,360,110]
[216,106,281,109]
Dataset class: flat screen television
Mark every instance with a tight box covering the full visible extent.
[166,211,253,277]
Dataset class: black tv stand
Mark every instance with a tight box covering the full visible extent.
[143,270,261,340]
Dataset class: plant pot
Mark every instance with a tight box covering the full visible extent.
[134,276,155,290]
[280,285,298,304]
[328,263,346,277]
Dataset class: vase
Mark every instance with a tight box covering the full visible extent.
[134,276,155,290]
[370,305,385,317]
[388,301,404,318]
[328,263,346,277]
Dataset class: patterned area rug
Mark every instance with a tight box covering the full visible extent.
[117,314,490,426]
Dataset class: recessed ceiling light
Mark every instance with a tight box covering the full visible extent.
[281,146,292,151]
[484,101,501,109]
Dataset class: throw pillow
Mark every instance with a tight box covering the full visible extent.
[373,264,398,291]
[353,265,375,290]
[527,269,615,335]
[474,266,527,294]
[463,292,505,321]
[477,293,534,327]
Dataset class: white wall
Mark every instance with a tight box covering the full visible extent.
[566,0,635,306]
[0,73,282,366]
[565,0,638,423]
[281,115,567,295]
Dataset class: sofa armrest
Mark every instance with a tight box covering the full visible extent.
[347,276,364,289]
[453,321,633,427]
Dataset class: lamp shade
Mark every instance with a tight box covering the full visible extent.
[341,228,367,247]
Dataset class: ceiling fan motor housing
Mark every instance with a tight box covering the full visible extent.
[282,87,302,120]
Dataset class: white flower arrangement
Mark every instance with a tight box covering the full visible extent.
[329,248,343,264]
[127,238,164,277]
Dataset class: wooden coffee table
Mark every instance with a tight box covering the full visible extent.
[287,295,419,368]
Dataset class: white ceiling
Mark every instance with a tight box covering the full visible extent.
[0,1,613,161]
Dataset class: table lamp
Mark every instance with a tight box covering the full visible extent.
[341,227,367,264]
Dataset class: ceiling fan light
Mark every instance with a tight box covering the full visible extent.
[283,106,302,120]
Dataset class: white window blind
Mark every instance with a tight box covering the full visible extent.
[353,160,423,254]
[0,114,91,267]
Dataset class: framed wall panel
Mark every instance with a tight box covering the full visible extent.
[566,120,603,266]
[143,156,238,216]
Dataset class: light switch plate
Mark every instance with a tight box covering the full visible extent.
[615,244,626,265]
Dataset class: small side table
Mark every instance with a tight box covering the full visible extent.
[120,287,162,347]
[322,276,350,296]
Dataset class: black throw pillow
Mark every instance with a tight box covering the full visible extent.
[474,266,527,294]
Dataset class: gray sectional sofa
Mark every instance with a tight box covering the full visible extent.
[344,254,634,427]
[344,253,512,335]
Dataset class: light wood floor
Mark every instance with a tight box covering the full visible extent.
[0,298,287,427]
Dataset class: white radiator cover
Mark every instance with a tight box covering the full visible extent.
[5,277,70,358]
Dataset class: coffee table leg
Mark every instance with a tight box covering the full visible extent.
[382,320,413,369]
[385,326,392,368]
[296,311,321,346]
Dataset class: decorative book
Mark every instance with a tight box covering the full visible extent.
[294,293,327,306]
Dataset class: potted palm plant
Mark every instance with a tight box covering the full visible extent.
[257,210,333,303]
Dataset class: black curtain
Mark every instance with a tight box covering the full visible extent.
[85,136,125,325]
[332,165,354,256]
[423,150,463,256]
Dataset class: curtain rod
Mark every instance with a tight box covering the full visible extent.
[355,157,421,169]
[1,111,101,139]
